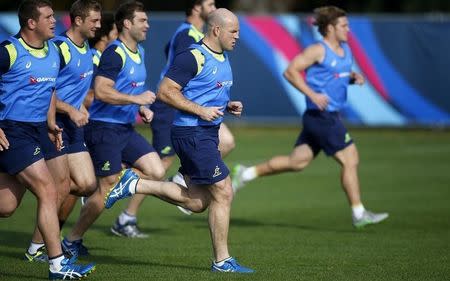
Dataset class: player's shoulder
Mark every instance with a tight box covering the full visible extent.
[300,42,325,62]
[306,42,325,53]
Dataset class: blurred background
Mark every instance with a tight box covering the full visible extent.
[1,0,449,127]
[1,0,450,13]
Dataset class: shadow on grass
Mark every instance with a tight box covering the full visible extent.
[172,215,366,234]
[0,229,34,249]
[86,253,205,271]
[0,271,46,280]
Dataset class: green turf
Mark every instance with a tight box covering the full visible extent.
[1,127,449,280]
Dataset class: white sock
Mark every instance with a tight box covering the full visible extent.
[28,242,45,254]
[118,211,136,225]
[129,179,138,194]
[214,256,232,266]
[49,254,65,272]
[352,203,365,219]
[241,167,257,182]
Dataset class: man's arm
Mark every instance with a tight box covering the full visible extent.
[283,43,329,110]
[158,49,223,121]
[47,91,63,151]
[94,46,155,106]
[0,42,13,76]
[56,98,88,127]
[94,76,155,106]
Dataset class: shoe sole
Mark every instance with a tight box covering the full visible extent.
[110,227,149,238]
[176,206,193,215]
[354,214,389,229]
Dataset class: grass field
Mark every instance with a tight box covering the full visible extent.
[1,127,449,280]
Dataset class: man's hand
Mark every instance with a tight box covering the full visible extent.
[80,104,90,120]
[48,124,63,151]
[199,106,224,121]
[134,90,156,106]
[69,108,89,127]
[0,128,9,151]
[351,72,365,85]
[139,106,154,123]
[311,93,329,111]
[226,101,243,117]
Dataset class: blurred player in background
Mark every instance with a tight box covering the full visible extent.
[232,6,389,228]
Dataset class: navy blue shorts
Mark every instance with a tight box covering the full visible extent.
[150,100,176,158]
[0,120,47,175]
[40,113,88,160]
[171,125,229,185]
[295,110,353,156]
[85,120,156,177]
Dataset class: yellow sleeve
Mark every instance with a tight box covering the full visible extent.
[4,43,17,68]
[190,49,205,75]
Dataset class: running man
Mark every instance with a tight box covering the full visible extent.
[0,0,95,278]
[231,6,389,229]
[104,8,254,273]
[61,1,165,255]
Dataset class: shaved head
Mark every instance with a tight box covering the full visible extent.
[203,8,239,52]
[206,8,237,33]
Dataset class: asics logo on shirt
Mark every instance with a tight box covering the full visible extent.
[29,76,56,84]
[130,66,135,74]
[212,66,218,75]
[25,61,32,69]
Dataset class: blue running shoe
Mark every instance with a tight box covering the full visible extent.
[104,169,139,209]
[61,238,89,259]
[48,257,95,280]
[211,257,254,273]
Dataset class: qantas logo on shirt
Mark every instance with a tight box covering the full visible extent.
[80,70,93,79]
[334,72,351,78]
[131,81,145,88]
[216,80,233,88]
[29,76,56,84]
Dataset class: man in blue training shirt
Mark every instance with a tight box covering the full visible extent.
[0,0,95,279]
[61,1,166,255]
[104,8,254,273]
[110,0,221,235]
[24,0,101,260]
[58,10,118,231]
[231,6,389,228]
